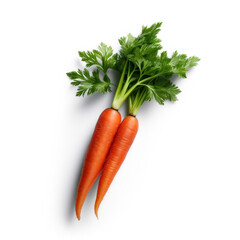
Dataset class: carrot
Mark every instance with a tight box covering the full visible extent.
[67,23,199,219]
[75,108,121,220]
[94,115,138,218]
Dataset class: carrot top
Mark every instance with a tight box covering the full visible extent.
[67,23,200,115]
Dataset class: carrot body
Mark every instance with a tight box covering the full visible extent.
[75,108,121,220]
[94,115,138,217]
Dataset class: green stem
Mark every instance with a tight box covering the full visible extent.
[111,62,128,109]
[137,70,170,86]
[112,68,168,111]
[137,74,159,85]
[128,88,148,116]
[109,83,117,87]
[117,62,127,93]
[112,63,139,110]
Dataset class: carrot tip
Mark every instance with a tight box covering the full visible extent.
[94,203,99,219]
[95,209,99,219]
[76,210,81,220]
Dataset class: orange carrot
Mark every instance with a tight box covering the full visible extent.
[94,115,138,218]
[75,108,121,220]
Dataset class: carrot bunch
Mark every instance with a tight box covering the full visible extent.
[67,22,199,219]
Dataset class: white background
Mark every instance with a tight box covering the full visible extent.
[0,0,240,239]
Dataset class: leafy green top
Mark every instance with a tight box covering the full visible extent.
[66,23,199,114]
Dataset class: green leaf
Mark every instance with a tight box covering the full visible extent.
[67,68,112,96]
[79,43,116,73]
[141,22,162,45]
[186,56,201,68]
[98,43,113,59]
[79,51,100,68]
[66,71,82,80]
[67,43,118,98]
[144,80,181,105]
[145,85,164,104]
[70,80,81,86]
[170,51,200,78]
